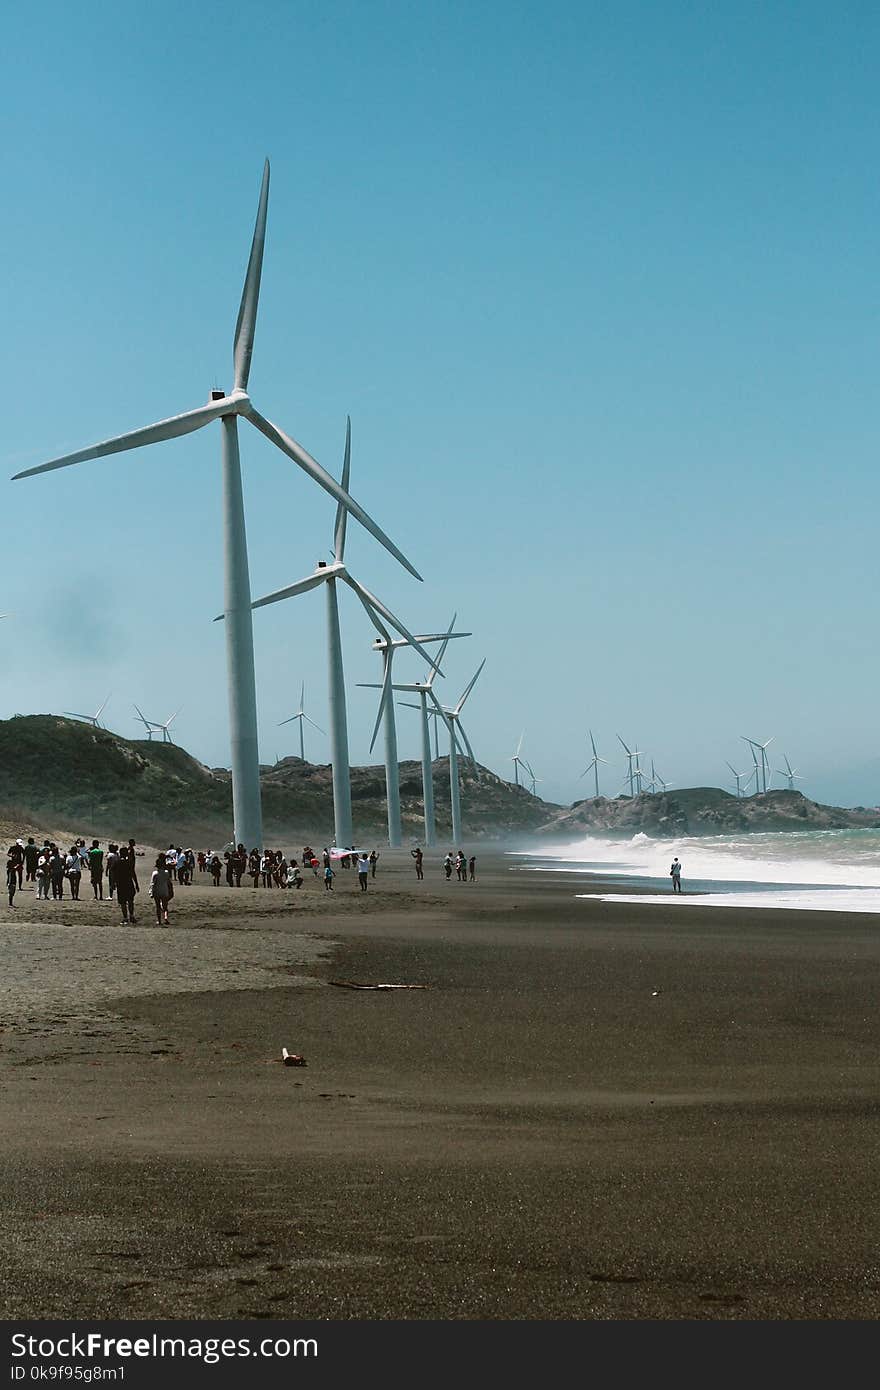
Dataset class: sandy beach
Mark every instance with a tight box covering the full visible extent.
[1,844,879,1320]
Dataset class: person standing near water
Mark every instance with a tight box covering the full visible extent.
[411,847,424,880]
[670,857,682,892]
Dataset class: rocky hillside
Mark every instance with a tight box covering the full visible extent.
[535,786,880,839]
[0,716,556,844]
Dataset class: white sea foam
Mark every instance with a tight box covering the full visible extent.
[510,827,880,914]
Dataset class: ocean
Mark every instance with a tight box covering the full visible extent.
[511,827,880,914]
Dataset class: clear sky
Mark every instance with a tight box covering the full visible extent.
[2,1,878,809]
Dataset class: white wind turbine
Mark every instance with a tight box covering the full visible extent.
[579,730,609,799]
[776,754,804,790]
[430,660,486,847]
[12,161,418,852]
[649,760,668,793]
[376,637,453,849]
[523,759,541,796]
[511,731,529,788]
[238,419,434,849]
[725,761,751,798]
[617,735,646,796]
[133,704,180,743]
[278,683,325,762]
[359,615,469,848]
[742,735,773,793]
[65,695,110,729]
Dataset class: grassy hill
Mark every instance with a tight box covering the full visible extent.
[0,716,556,846]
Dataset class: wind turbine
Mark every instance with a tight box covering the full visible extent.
[742,735,773,793]
[431,661,486,847]
[523,759,541,797]
[511,731,529,788]
[359,616,470,848]
[725,761,751,798]
[617,735,646,796]
[373,638,452,849]
[238,419,434,848]
[580,730,608,798]
[12,161,418,852]
[64,695,110,729]
[133,704,179,742]
[776,754,804,790]
[278,683,325,762]
[649,760,668,793]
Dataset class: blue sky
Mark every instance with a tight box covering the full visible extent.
[2,1,879,808]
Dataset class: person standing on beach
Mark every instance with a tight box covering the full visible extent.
[24,837,39,884]
[88,840,104,899]
[369,849,379,879]
[324,863,335,891]
[10,840,24,890]
[670,857,682,893]
[6,849,17,908]
[65,846,82,900]
[357,853,370,891]
[411,847,424,880]
[115,847,137,924]
[468,855,476,882]
[36,850,50,900]
[150,854,173,926]
[49,848,65,900]
[106,844,119,899]
[444,852,454,880]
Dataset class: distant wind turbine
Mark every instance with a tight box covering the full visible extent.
[511,731,529,788]
[579,730,608,799]
[359,615,469,848]
[13,161,418,852]
[776,753,804,790]
[430,660,486,846]
[133,704,180,743]
[742,735,773,793]
[278,683,325,762]
[65,695,110,729]
[617,735,646,796]
[725,761,751,798]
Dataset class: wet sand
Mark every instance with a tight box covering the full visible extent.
[1,846,879,1320]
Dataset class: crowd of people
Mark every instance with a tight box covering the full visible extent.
[5,835,476,921]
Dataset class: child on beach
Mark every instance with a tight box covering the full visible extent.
[324,864,335,891]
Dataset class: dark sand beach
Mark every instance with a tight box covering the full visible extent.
[1,845,879,1320]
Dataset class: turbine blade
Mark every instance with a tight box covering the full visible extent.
[333,416,351,564]
[589,730,598,758]
[245,409,422,580]
[277,715,298,726]
[12,398,232,481]
[617,734,631,754]
[515,730,524,756]
[302,714,325,734]
[235,568,327,618]
[427,613,456,684]
[342,576,438,670]
[233,159,270,392]
[368,656,393,754]
[455,658,486,714]
[96,695,110,719]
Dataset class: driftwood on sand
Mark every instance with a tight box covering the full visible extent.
[328,980,430,991]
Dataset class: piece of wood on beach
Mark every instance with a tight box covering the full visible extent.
[328,980,430,991]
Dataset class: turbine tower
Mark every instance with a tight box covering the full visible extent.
[431,661,486,846]
[64,695,110,729]
[278,683,325,762]
[240,420,433,849]
[742,735,773,794]
[360,616,469,848]
[579,730,608,798]
[776,753,804,790]
[13,161,417,851]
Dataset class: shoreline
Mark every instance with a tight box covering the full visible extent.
[2,845,880,1319]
